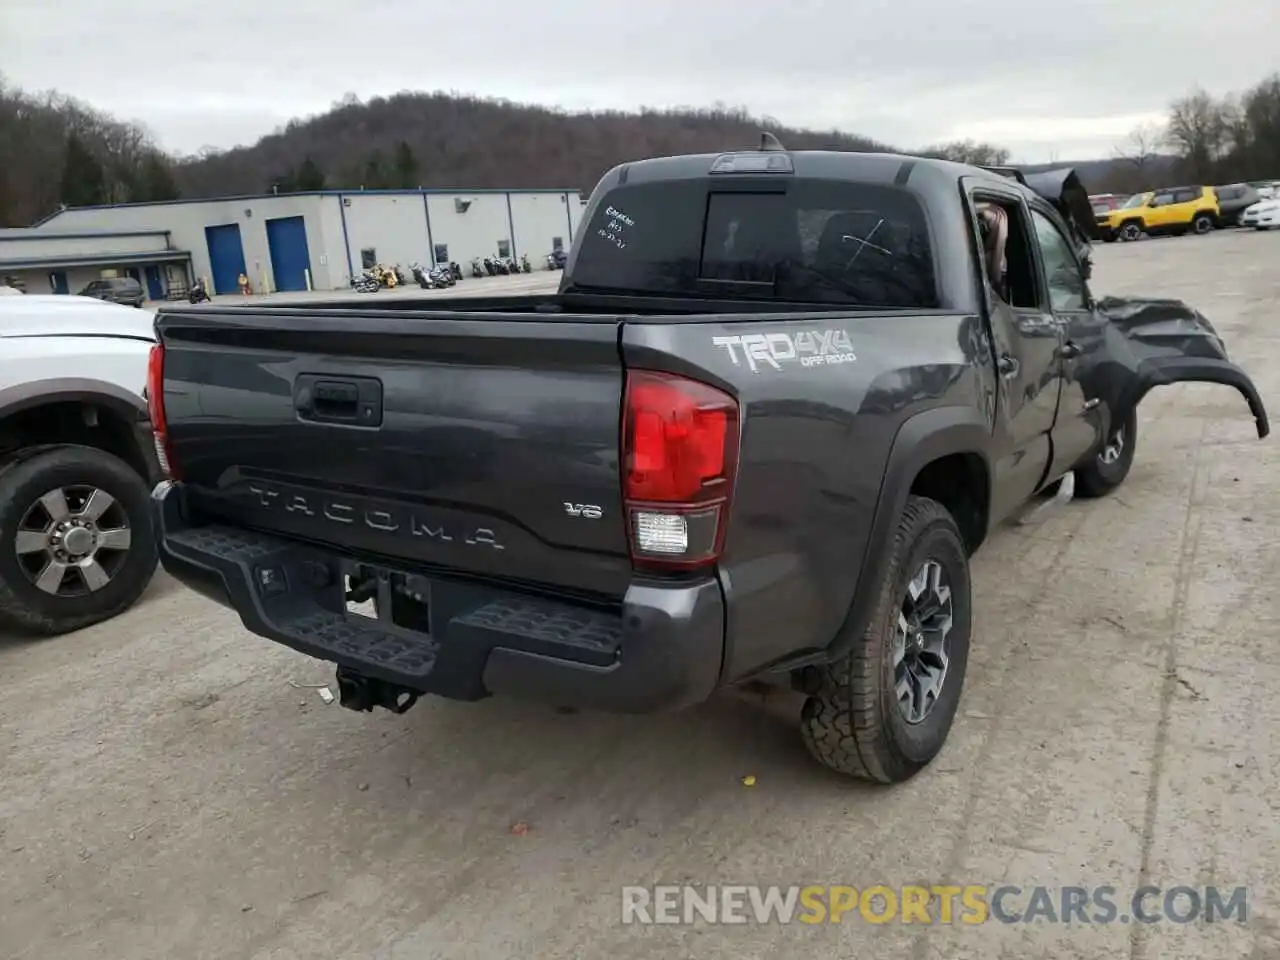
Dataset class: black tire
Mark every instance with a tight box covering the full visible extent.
[800,496,972,784]
[1074,405,1137,498]
[0,445,158,636]
[1119,221,1143,242]
[1192,213,1215,235]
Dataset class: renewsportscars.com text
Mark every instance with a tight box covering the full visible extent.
[621,884,1248,926]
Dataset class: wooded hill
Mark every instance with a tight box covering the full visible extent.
[2,72,1276,227]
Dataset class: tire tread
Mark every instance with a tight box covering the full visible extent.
[800,495,965,784]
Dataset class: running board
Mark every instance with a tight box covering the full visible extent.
[1013,471,1075,526]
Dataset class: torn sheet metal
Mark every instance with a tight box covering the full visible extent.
[1023,167,1099,243]
[1094,295,1269,438]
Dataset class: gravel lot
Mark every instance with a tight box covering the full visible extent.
[2,229,1278,960]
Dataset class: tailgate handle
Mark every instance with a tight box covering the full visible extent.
[295,375,383,427]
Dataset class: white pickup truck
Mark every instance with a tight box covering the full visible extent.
[0,295,161,635]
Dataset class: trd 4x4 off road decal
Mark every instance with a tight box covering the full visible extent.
[712,330,857,373]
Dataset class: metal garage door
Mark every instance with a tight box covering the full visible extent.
[265,216,311,292]
[204,223,247,296]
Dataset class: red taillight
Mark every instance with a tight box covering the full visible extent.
[146,343,180,480]
[622,370,740,571]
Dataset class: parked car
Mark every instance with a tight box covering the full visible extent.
[0,296,162,634]
[78,276,145,308]
[1096,186,1220,241]
[1240,197,1280,229]
[1088,193,1126,215]
[1213,183,1262,226]
[146,147,1268,784]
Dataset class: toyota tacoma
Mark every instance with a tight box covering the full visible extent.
[147,141,1268,783]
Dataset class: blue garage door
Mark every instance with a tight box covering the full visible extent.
[205,223,247,296]
[265,216,311,292]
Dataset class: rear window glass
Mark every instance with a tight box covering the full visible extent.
[571,178,937,308]
[1217,186,1241,200]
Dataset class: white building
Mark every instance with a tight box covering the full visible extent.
[0,227,193,300]
[1,188,584,298]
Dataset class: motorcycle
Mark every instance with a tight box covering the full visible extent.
[353,271,380,293]
[483,257,497,277]
[520,254,531,274]
[471,257,485,278]
[188,279,211,304]
[393,264,408,287]
[451,261,464,281]
[545,254,558,270]
[428,264,455,287]
[410,262,432,288]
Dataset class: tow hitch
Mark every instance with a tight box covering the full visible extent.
[335,666,421,714]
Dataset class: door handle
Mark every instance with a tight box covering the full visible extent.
[1060,340,1082,360]
[998,354,1019,379]
[294,374,383,426]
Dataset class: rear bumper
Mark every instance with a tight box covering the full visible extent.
[153,481,725,713]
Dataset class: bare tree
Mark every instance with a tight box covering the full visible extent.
[1109,122,1166,191]
[1116,123,1163,170]
[917,139,1011,166]
[1164,88,1232,180]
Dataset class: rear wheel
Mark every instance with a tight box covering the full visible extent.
[800,496,971,783]
[1075,406,1137,498]
[1119,221,1143,242]
[1192,213,1215,235]
[0,446,158,636]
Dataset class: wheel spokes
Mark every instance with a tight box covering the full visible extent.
[39,489,71,522]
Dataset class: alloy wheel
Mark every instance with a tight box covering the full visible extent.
[1099,426,1126,465]
[15,485,132,596]
[892,559,954,724]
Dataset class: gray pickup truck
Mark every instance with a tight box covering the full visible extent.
[147,141,1268,784]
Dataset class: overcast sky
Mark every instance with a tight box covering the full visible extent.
[3,0,1275,163]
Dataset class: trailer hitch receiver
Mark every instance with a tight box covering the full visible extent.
[335,667,420,714]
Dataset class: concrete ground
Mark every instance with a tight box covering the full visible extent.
[2,229,1278,960]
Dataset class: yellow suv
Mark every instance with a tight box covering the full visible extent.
[1098,186,1220,242]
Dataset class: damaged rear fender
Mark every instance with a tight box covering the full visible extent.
[1132,356,1269,439]
[1096,296,1269,439]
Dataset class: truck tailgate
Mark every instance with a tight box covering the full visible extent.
[156,309,633,598]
